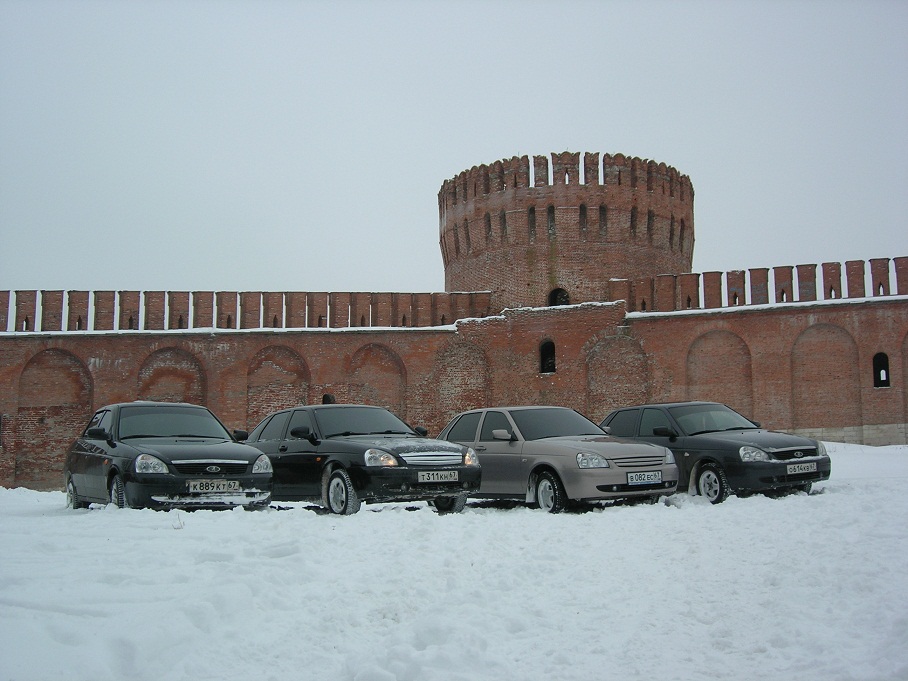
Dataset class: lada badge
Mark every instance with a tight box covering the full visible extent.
[206,465,221,473]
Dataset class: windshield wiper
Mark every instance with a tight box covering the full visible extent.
[120,434,170,440]
[324,431,366,438]
[174,434,222,438]
[687,429,721,436]
[369,430,411,435]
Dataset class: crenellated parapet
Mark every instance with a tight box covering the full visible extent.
[611,256,908,314]
[0,290,493,334]
[439,151,695,311]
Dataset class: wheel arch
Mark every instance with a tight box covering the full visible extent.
[525,463,562,504]
[686,456,725,496]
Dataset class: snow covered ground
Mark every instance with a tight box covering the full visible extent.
[2,442,907,681]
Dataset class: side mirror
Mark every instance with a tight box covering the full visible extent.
[233,429,249,442]
[290,426,320,445]
[414,426,428,436]
[751,420,761,428]
[492,428,516,442]
[86,427,109,440]
[601,426,611,435]
[652,426,678,440]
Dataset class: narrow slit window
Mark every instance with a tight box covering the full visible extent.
[547,206,555,239]
[540,340,556,374]
[528,207,536,242]
[873,353,891,388]
[579,204,587,237]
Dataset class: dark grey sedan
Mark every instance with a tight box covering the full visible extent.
[601,401,831,503]
[64,401,273,510]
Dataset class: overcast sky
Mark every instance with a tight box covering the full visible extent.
[1,0,905,297]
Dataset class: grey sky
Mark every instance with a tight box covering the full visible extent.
[1,0,905,296]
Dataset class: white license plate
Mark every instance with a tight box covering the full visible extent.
[627,471,662,485]
[787,462,817,475]
[418,471,459,483]
[188,479,241,493]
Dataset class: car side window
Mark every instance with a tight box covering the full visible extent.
[445,412,481,442]
[97,410,112,432]
[639,408,671,436]
[287,410,314,438]
[479,411,511,441]
[83,410,107,434]
[259,412,291,441]
[604,409,639,437]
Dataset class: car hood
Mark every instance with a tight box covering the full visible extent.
[341,435,468,455]
[526,435,670,459]
[129,438,261,462]
[687,429,820,452]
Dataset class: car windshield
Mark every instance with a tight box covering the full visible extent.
[668,403,758,435]
[313,406,415,438]
[117,405,231,440]
[508,408,605,441]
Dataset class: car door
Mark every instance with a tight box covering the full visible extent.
[275,409,323,499]
[250,411,292,496]
[633,407,694,489]
[474,410,526,496]
[68,410,105,500]
[79,409,114,501]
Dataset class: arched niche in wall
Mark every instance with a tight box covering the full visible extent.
[792,324,861,431]
[685,330,754,417]
[137,347,206,405]
[585,335,650,421]
[16,348,93,489]
[347,343,406,417]
[431,341,491,425]
[246,345,311,430]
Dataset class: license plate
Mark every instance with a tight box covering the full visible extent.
[418,471,459,483]
[627,471,662,485]
[188,479,241,493]
[787,462,817,475]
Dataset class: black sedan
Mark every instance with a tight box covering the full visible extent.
[64,401,273,510]
[245,404,481,514]
[600,401,831,503]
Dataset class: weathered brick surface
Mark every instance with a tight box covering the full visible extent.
[0,152,905,489]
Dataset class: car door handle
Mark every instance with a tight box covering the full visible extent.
[279,445,288,452]
[474,445,486,451]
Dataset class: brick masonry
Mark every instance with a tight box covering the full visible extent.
[1,151,906,489]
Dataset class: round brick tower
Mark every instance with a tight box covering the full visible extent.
[438,151,694,312]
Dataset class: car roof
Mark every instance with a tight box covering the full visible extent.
[613,401,723,410]
[97,400,207,410]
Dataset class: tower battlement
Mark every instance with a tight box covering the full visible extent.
[439,152,694,311]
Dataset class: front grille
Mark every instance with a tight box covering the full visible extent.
[171,461,250,475]
[398,451,463,466]
[772,447,818,461]
[613,455,665,468]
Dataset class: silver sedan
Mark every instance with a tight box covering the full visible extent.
[438,406,678,512]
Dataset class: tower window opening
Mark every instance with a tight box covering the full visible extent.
[464,218,471,251]
[630,206,638,237]
[778,290,788,303]
[178,315,185,329]
[646,210,655,244]
[226,314,233,328]
[564,172,570,185]
[732,293,739,306]
[499,210,507,240]
[401,315,407,327]
[128,316,135,330]
[485,212,492,242]
[272,315,279,328]
[669,216,676,250]
[547,206,555,239]
[599,205,608,239]
[453,224,461,255]
[827,285,839,299]
[360,315,366,326]
[540,340,556,374]
[679,220,686,251]
[548,289,570,306]
[640,299,647,312]
[528,207,536,242]
[878,283,885,296]
[441,315,447,325]
[873,353,891,388]
[318,315,325,327]
[686,296,693,309]
[579,204,587,237]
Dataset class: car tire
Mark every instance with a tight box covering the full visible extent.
[108,474,126,509]
[66,476,88,509]
[795,482,813,495]
[697,464,730,504]
[535,471,567,513]
[326,469,361,515]
[433,493,468,514]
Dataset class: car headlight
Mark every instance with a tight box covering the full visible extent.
[816,441,828,457]
[253,454,273,474]
[464,447,480,467]
[664,449,676,465]
[577,451,609,468]
[739,446,770,462]
[135,453,169,474]
[364,449,399,466]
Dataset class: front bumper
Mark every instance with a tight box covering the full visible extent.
[559,465,679,502]
[124,474,273,510]
[725,456,832,492]
[348,465,482,503]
